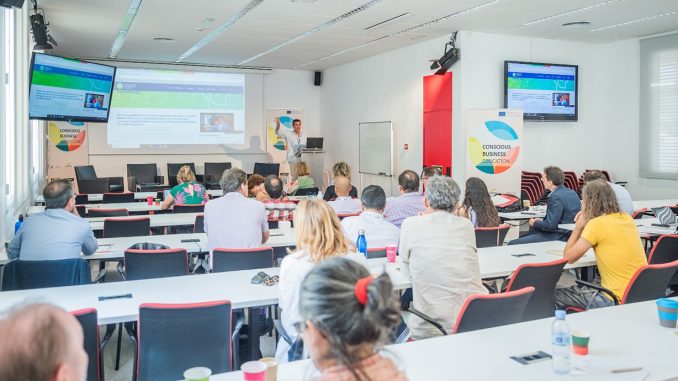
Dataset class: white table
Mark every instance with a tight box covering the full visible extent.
[28,202,165,216]
[560,217,678,237]
[499,210,546,220]
[86,213,203,230]
[632,199,678,211]
[212,297,678,381]
[35,189,224,204]
[0,241,596,324]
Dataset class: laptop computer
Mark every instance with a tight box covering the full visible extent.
[651,207,678,225]
[306,137,323,150]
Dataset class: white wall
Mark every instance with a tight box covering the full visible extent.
[87,69,321,187]
[320,31,678,200]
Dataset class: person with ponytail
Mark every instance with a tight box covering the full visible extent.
[298,257,407,381]
[275,199,366,363]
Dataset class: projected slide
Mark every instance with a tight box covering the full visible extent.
[29,54,115,122]
[506,62,576,118]
[107,69,245,148]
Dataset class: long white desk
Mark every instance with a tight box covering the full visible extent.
[0,241,596,325]
[86,213,204,230]
[499,210,546,220]
[633,199,678,211]
[212,297,678,381]
[35,189,224,204]
[28,202,165,216]
[560,217,678,237]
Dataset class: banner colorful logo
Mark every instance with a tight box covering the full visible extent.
[468,120,520,174]
[48,121,87,152]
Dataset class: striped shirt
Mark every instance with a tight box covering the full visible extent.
[384,192,426,228]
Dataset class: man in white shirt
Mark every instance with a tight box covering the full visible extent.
[399,176,487,340]
[328,176,362,215]
[275,117,304,180]
[341,185,400,248]
[583,170,634,215]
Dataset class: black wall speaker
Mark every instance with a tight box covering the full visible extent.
[0,0,25,8]
[314,71,322,86]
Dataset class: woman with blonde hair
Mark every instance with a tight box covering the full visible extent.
[161,165,208,209]
[324,161,358,201]
[287,161,315,195]
[276,199,365,362]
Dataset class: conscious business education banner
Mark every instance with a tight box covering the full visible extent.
[466,109,523,195]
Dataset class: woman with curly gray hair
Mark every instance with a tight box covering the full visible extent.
[298,257,407,381]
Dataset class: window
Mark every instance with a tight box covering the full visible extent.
[640,33,678,179]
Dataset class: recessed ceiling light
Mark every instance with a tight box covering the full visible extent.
[591,11,678,32]
[152,37,175,43]
[523,0,623,26]
[562,21,591,29]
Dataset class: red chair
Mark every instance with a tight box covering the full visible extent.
[123,248,190,281]
[103,217,150,238]
[631,208,648,219]
[75,194,89,204]
[211,247,274,272]
[573,260,678,307]
[648,235,678,290]
[135,301,243,381]
[72,308,104,381]
[173,204,205,213]
[408,287,535,335]
[503,259,567,321]
[88,208,129,217]
[475,224,510,248]
[103,192,134,203]
[193,214,205,233]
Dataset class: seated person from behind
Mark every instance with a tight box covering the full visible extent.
[262,175,296,221]
[328,176,362,215]
[8,179,98,260]
[204,168,269,259]
[509,166,581,245]
[582,170,633,215]
[298,258,407,381]
[399,176,486,340]
[384,170,426,228]
[455,177,500,228]
[323,161,358,201]
[555,180,647,309]
[161,165,208,210]
[0,303,88,381]
[287,161,315,195]
[341,185,399,248]
[420,166,442,192]
[247,174,268,201]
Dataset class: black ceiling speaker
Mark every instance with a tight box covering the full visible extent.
[314,71,322,86]
[30,13,53,50]
[0,0,25,8]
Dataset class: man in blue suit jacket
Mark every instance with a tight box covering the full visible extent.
[510,166,581,245]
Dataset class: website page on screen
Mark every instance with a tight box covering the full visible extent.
[107,68,246,148]
[506,62,576,117]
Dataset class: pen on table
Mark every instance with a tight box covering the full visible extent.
[611,367,643,374]
[98,293,133,301]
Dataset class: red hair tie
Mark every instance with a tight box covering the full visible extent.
[354,276,373,305]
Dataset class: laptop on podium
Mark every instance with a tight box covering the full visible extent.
[305,137,324,151]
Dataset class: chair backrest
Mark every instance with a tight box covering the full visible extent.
[204,162,232,182]
[452,287,535,334]
[124,249,189,281]
[194,214,205,233]
[72,308,102,381]
[474,224,510,248]
[102,192,134,204]
[212,247,274,272]
[127,163,158,183]
[75,165,97,181]
[621,260,678,304]
[647,235,678,286]
[103,217,150,238]
[253,162,280,177]
[75,194,89,204]
[295,187,319,196]
[75,205,87,218]
[366,247,387,259]
[137,301,233,381]
[1,259,92,291]
[631,208,648,219]
[337,212,360,220]
[167,163,196,187]
[505,259,568,321]
[173,204,205,213]
[88,208,129,217]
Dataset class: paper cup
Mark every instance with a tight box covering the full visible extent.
[154,199,161,206]
[656,298,678,328]
[386,245,397,263]
[241,361,267,381]
[259,357,278,381]
[183,367,211,381]
[147,196,154,205]
[571,330,590,355]
[523,200,531,209]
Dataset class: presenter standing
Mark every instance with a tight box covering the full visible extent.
[276,117,305,180]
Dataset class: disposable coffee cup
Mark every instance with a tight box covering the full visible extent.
[656,298,678,328]
[259,357,278,381]
[241,361,267,381]
[183,367,211,381]
[523,199,531,209]
[386,245,397,264]
[571,330,590,355]
[154,198,161,206]
[147,196,154,206]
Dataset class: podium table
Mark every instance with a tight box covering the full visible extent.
[300,149,325,189]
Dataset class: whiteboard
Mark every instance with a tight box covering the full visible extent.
[359,121,393,176]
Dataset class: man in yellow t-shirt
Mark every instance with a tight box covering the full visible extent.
[556,180,647,310]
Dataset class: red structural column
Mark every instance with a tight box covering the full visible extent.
[423,72,452,176]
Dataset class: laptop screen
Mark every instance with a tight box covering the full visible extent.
[306,137,323,149]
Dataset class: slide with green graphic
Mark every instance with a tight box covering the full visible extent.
[506,62,577,120]
[107,68,245,148]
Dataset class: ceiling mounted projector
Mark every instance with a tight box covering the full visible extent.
[30,13,53,50]
[430,32,459,75]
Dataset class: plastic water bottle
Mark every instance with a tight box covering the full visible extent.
[317,189,323,200]
[14,215,24,233]
[551,310,571,375]
[356,229,367,258]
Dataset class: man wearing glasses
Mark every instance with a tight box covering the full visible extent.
[7,179,98,260]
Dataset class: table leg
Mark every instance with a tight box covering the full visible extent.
[247,307,262,361]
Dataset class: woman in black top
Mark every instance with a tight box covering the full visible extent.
[324,161,358,200]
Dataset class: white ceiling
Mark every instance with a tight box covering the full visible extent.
[38,0,678,70]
